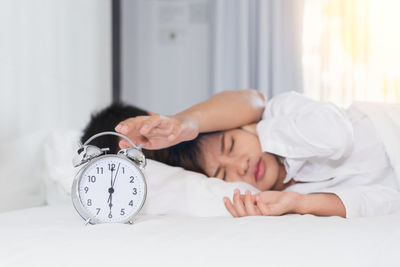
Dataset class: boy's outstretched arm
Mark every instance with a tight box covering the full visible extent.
[175,89,265,133]
[116,89,265,150]
[295,193,346,218]
[224,190,346,218]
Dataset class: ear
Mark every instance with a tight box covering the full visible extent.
[240,123,258,136]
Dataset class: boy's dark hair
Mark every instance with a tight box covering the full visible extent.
[81,103,148,154]
[81,102,208,176]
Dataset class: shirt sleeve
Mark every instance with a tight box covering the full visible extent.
[256,91,354,160]
[319,185,400,218]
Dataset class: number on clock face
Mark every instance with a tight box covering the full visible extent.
[78,156,146,223]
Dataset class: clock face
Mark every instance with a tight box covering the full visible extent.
[77,155,146,223]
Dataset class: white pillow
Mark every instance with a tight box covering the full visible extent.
[142,160,259,216]
[42,130,82,205]
[0,131,48,212]
[43,131,259,217]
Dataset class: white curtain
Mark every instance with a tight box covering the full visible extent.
[210,0,304,98]
[302,0,400,108]
[0,0,111,143]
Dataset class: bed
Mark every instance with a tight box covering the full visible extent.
[1,204,399,267]
[1,102,400,267]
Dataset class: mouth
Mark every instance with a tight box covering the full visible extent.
[253,158,265,183]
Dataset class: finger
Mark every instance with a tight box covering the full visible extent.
[115,121,131,134]
[244,190,259,216]
[140,114,161,135]
[119,140,133,149]
[115,116,148,135]
[115,123,129,134]
[223,197,238,218]
[120,116,148,128]
[233,189,247,217]
[241,193,257,203]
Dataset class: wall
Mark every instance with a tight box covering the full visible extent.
[0,0,111,143]
[121,0,211,115]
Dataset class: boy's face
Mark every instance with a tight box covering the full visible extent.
[199,126,283,191]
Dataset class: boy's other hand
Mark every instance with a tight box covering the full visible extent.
[115,114,199,150]
[223,189,262,217]
[253,191,301,216]
[223,189,302,217]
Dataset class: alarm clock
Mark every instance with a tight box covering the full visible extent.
[71,131,147,225]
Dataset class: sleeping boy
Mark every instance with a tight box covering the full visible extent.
[83,90,400,218]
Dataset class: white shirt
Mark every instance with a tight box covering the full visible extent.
[256,91,400,218]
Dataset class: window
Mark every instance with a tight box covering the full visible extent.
[303,0,400,108]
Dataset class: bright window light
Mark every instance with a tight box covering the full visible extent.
[303,0,400,108]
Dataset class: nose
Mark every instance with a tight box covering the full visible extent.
[221,154,249,177]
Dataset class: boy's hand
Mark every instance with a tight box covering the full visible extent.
[115,114,199,150]
[253,191,302,216]
[223,189,262,217]
[224,189,302,217]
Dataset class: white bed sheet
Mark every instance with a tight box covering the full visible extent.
[1,205,399,267]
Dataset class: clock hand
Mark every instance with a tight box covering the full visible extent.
[111,163,121,188]
[107,163,119,218]
[107,191,113,203]
[110,167,114,187]
[109,193,112,207]
[107,166,115,203]
[108,193,113,217]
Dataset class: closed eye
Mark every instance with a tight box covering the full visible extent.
[229,138,234,153]
[213,134,233,180]
[222,138,234,180]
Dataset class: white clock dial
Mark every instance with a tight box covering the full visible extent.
[77,155,146,223]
